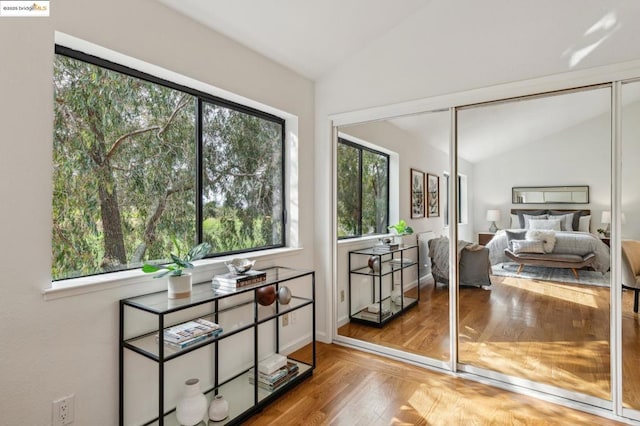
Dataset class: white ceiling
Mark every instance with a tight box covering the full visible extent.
[156,0,431,80]
[155,1,640,163]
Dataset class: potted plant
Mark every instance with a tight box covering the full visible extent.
[388,220,414,245]
[142,241,211,299]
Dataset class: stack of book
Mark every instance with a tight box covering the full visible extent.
[157,318,222,350]
[212,269,267,291]
[248,361,299,392]
[358,305,391,321]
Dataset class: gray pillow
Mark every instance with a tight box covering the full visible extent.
[523,213,549,229]
[550,210,583,231]
[512,239,546,254]
[548,212,574,231]
[505,230,527,250]
[516,210,546,228]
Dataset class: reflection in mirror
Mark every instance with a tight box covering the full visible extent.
[622,80,640,410]
[512,185,589,204]
[335,110,451,363]
[457,87,612,401]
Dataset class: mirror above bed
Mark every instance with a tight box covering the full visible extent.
[512,185,589,204]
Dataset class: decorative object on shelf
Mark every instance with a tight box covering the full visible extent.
[486,209,501,233]
[427,173,440,217]
[208,394,229,422]
[176,378,208,426]
[226,257,256,274]
[391,284,402,305]
[388,219,414,245]
[257,285,277,306]
[410,168,425,218]
[277,286,292,305]
[367,255,381,273]
[141,241,211,299]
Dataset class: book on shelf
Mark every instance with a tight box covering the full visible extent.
[158,328,223,350]
[161,318,221,344]
[258,352,287,375]
[212,269,267,288]
[358,308,391,321]
[389,258,413,266]
[248,361,299,391]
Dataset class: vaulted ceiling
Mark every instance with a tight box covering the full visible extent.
[156,0,431,80]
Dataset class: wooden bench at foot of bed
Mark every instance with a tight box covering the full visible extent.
[504,250,596,279]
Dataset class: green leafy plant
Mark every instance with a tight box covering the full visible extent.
[388,220,414,236]
[597,228,606,236]
[142,241,211,278]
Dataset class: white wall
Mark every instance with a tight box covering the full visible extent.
[0,1,314,424]
[470,100,612,235]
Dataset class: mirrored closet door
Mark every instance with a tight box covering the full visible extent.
[621,80,640,411]
[335,110,451,364]
[456,86,613,402]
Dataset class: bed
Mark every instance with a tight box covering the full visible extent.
[485,209,610,274]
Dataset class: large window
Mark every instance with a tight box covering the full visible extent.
[337,137,389,238]
[52,47,285,281]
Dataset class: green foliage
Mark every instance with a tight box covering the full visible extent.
[142,242,211,277]
[52,54,283,280]
[337,140,389,238]
[388,220,413,236]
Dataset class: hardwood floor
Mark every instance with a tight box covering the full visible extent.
[339,274,640,408]
[244,342,624,425]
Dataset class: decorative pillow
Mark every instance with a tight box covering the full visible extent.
[578,215,591,233]
[505,230,527,250]
[510,213,522,229]
[511,239,546,254]
[548,212,575,231]
[526,229,556,253]
[528,218,562,231]
[524,214,549,229]
[516,210,546,228]
[550,209,584,232]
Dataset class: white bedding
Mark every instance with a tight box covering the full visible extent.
[486,230,610,273]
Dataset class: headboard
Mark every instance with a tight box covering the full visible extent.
[510,208,591,232]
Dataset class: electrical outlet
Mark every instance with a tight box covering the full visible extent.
[53,394,74,426]
[340,290,345,302]
[282,313,289,326]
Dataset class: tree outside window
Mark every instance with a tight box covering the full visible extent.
[52,49,284,280]
[337,138,389,238]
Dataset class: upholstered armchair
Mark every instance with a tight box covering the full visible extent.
[621,240,640,313]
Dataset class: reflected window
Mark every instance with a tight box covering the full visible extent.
[444,173,467,225]
[337,137,389,238]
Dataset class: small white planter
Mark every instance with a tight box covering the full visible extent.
[168,273,192,299]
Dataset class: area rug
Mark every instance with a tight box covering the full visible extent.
[491,262,610,287]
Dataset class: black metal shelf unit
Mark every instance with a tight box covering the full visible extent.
[348,244,419,327]
[119,266,315,426]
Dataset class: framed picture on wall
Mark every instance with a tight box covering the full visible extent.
[410,168,425,219]
[427,173,440,217]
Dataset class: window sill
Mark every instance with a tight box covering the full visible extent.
[43,246,303,301]
[337,234,392,247]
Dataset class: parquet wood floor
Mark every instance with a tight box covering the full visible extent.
[338,275,640,408]
[244,342,624,425]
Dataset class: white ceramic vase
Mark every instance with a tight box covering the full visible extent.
[176,378,207,426]
[208,394,230,422]
[168,273,192,299]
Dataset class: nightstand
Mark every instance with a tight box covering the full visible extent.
[478,232,495,246]
[600,237,610,247]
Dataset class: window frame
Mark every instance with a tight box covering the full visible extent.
[337,136,390,239]
[53,45,287,280]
